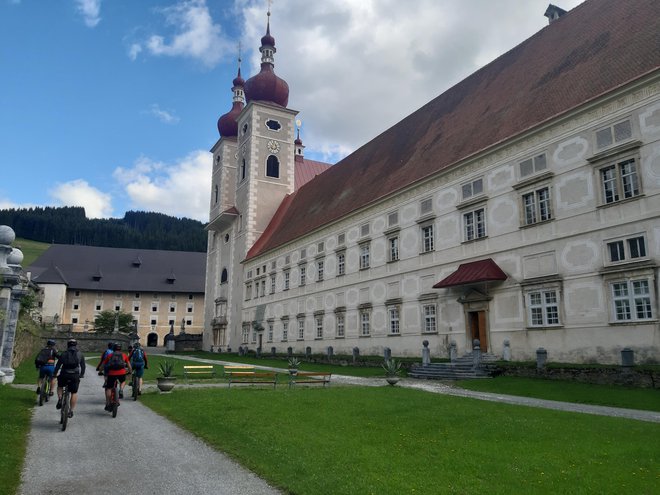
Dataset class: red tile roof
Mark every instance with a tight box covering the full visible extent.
[295,158,332,189]
[433,259,507,288]
[246,0,660,260]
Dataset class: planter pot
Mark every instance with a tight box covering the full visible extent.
[157,376,177,392]
[288,369,298,376]
[385,376,400,386]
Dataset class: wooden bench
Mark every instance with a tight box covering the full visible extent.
[183,365,216,379]
[223,365,255,377]
[289,372,332,388]
[227,371,277,388]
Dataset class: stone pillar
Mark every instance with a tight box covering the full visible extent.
[536,347,548,370]
[502,340,511,361]
[326,346,333,358]
[621,348,634,368]
[472,339,481,369]
[305,346,312,359]
[422,340,430,367]
[271,346,277,357]
[449,340,457,363]
[383,347,391,361]
[287,346,293,358]
[352,347,359,364]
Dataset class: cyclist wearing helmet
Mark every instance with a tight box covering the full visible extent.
[96,342,114,387]
[99,342,132,410]
[129,342,148,395]
[35,339,59,396]
[54,339,86,418]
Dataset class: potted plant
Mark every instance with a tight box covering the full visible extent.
[156,360,177,392]
[382,359,402,386]
[287,357,301,376]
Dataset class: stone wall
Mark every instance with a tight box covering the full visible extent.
[497,365,659,389]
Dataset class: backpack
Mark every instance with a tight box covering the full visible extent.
[131,348,145,365]
[60,348,81,371]
[36,348,55,366]
[107,352,125,371]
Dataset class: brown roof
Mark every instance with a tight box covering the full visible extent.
[433,259,507,288]
[247,0,660,260]
[295,158,332,189]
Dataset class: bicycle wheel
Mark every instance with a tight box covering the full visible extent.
[111,386,118,418]
[38,384,45,407]
[132,374,138,401]
[61,391,69,431]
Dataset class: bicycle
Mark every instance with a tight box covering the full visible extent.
[38,377,51,407]
[130,371,139,401]
[110,379,120,418]
[60,385,71,431]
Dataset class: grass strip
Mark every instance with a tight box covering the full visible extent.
[457,376,660,412]
[142,386,659,495]
[0,386,34,495]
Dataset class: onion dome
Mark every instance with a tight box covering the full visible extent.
[244,13,289,107]
[217,64,245,137]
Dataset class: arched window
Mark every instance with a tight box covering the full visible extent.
[241,159,246,181]
[266,155,279,178]
[221,268,228,283]
[214,185,218,204]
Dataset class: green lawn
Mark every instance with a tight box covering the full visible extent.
[14,237,50,266]
[141,386,660,495]
[457,376,660,412]
[0,386,33,495]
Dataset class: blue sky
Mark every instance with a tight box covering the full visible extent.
[1,0,584,221]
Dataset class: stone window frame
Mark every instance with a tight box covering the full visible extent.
[513,172,555,228]
[270,274,276,294]
[299,263,307,286]
[336,249,346,276]
[359,242,371,270]
[314,311,324,340]
[594,118,633,151]
[297,316,305,340]
[316,258,325,282]
[600,264,656,325]
[603,232,648,267]
[521,277,564,329]
[420,222,435,254]
[387,301,401,335]
[283,270,290,291]
[461,205,487,242]
[334,307,346,338]
[267,320,274,343]
[587,140,643,208]
[281,317,289,342]
[359,303,372,336]
[421,303,437,334]
[518,152,548,179]
[461,176,485,200]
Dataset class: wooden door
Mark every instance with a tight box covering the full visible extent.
[468,311,488,352]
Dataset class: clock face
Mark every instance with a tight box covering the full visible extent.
[267,140,281,154]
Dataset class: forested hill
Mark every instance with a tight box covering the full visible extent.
[0,207,207,252]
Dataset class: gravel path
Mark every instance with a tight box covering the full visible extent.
[19,369,281,495]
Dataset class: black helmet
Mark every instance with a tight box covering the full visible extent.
[107,342,114,349]
[113,343,122,351]
[67,339,77,347]
[47,339,56,346]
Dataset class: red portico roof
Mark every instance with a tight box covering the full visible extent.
[433,259,507,289]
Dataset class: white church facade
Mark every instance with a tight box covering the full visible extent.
[204,1,660,364]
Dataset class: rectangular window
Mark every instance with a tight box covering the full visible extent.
[600,158,640,204]
[607,235,646,263]
[150,318,157,326]
[421,225,434,253]
[186,319,192,326]
[388,211,398,227]
[388,306,400,334]
[316,316,323,339]
[74,290,81,297]
[611,280,652,321]
[337,233,345,246]
[336,314,345,337]
[420,197,433,215]
[461,178,484,199]
[298,319,305,340]
[300,266,306,286]
[596,119,632,149]
[72,317,78,324]
[463,208,486,241]
[284,271,290,290]
[133,305,140,312]
[360,310,371,336]
[268,323,273,342]
[282,321,288,341]
[186,303,193,313]
[169,303,176,313]
[519,153,547,178]
[317,242,324,253]
[285,255,291,265]
[260,280,266,297]
[245,283,252,300]
[389,236,399,262]
[423,305,437,333]
[360,223,370,237]
[300,248,307,259]
[527,290,560,326]
[151,304,158,312]
[337,252,346,276]
[317,260,324,281]
[270,274,276,294]
[96,303,102,311]
[73,303,79,310]
[360,244,370,269]
[522,187,552,225]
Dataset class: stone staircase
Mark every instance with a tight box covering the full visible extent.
[409,353,498,380]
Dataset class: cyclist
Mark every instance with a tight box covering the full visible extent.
[95,342,114,387]
[54,339,86,418]
[129,342,148,395]
[100,343,132,411]
[35,339,59,397]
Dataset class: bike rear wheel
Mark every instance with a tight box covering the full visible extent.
[61,391,69,431]
[132,374,138,401]
[111,385,119,418]
[38,385,46,407]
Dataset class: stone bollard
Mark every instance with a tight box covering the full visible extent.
[271,346,277,357]
[256,347,261,358]
[287,346,293,358]
[305,346,312,359]
[384,347,391,361]
[238,346,243,356]
[502,340,511,361]
[472,339,481,368]
[536,347,548,370]
[449,340,457,363]
[327,346,333,358]
[422,340,430,367]
[352,347,360,364]
[621,347,634,368]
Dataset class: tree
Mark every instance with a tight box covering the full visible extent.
[94,310,134,333]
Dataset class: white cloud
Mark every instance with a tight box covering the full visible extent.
[49,179,113,219]
[147,104,180,124]
[75,0,101,28]
[237,0,585,163]
[133,0,231,67]
[113,151,211,222]
[128,43,142,61]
